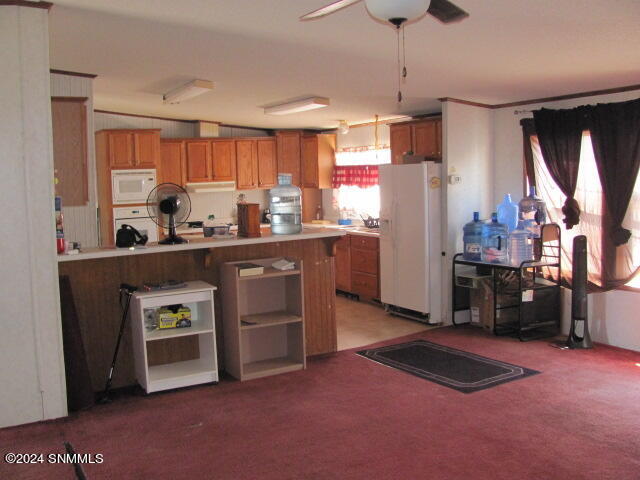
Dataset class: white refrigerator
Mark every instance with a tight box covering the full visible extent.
[379,162,442,324]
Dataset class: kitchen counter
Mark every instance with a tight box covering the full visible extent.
[57,228,343,391]
[303,222,381,237]
[58,227,345,262]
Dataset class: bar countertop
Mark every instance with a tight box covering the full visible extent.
[57,227,345,262]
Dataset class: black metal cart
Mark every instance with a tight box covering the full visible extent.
[452,223,562,341]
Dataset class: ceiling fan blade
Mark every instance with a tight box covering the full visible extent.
[300,0,363,21]
[427,0,469,23]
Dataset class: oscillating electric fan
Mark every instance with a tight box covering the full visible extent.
[147,183,191,245]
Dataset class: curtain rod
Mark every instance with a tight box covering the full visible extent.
[514,109,533,115]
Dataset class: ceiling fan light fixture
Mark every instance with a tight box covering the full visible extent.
[264,97,330,115]
[163,79,214,104]
[365,0,429,24]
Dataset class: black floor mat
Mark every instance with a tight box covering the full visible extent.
[357,339,540,393]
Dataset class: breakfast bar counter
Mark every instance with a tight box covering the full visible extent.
[57,228,344,391]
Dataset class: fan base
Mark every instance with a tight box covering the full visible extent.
[159,235,188,245]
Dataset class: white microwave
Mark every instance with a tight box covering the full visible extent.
[111,169,157,205]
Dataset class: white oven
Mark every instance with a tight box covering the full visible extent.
[113,207,159,244]
[111,169,157,205]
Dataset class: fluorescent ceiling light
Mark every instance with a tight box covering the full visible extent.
[163,79,214,104]
[264,97,330,115]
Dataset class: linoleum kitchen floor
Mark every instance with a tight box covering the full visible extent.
[336,295,436,350]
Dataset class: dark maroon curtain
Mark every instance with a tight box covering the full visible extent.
[587,98,640,246]
[520,118,537,188]
[533,107,588,229]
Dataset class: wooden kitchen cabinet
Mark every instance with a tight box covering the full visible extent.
[160,140,185,186]
[236,139,258,189]
[335,235,351,292]
[257,138,277,188]
[184,140,211,182]
[390,117,442,164]
[276,131,302,186]
[335,233,380,299]
[211,139,236,181]
[51,97,88,206]
[97,129,161,169]
[301,134,335,189]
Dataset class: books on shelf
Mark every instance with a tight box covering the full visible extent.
[236,263,264,277]
[272,259,296,271]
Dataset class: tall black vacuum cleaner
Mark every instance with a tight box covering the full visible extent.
[567,235,593,349]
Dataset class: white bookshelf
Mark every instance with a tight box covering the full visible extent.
[222,258,306,381]
[130,281,219,393]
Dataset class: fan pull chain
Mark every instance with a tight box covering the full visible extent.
[402,25,407,82]
[396,25,402,103]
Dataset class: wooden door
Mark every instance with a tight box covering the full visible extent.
[160,141,185,186]
[134,131,160,168]
[276,131,302,186]
[108,132,135,168]
[301,135,319,188]
[184,141,211,182]
[412,120,439,157]
[335,235,351,292]
[211,140,236,181]
[236,139,257,189]
[390,124,412,164]
[257,138,277,188]
[51,97,88,206]
[434,118,442,157]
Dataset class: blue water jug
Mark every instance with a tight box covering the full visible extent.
[497,194,519,233]
[269,174,302,235]
[463,211,483,261]
[481,213,509,264]
[518,186,546,237]
[508,228,533,266]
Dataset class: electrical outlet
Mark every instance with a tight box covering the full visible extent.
[448,174,462,185]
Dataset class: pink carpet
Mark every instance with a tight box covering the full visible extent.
[1,326,639,480]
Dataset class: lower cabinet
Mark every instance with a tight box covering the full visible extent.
[335,233,380,299]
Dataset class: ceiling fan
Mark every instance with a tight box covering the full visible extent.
[301,0,469,104]
[300,0,469,26]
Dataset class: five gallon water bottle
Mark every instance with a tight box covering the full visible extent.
[518,186,546,237]
[497,194,519,233]
[269,173,302,235]
[508,228,534,266]
[481,213,509,264]
[463,211,483,261]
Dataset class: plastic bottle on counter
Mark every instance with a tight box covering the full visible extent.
[269,173,302,235]
[481,213,509,264]
[497,193,519,233]
[518,185,547,237]
[462,211,483,261]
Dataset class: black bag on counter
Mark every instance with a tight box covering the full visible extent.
[116,224,148,248]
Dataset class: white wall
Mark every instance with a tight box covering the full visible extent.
[51,73,99,248]
[442,102,494,325]
[94,111,196,137]
[493,90,640,352]
[0,5,67,428]
[189,189,268,223]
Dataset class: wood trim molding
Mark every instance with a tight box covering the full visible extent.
[439,97,493,109]
[50,69,97,79]
[0,1,53,9]
[440,84,640,110]
[94,109,195,124]
[51,96,87,103]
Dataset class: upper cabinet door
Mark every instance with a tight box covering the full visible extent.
[185,141,211,182]
[390,124,412,164]
[301,135,319,188]
[236,139,257,189]
[276,131,302,186]
[211,139,236,181]
[412,120,439,157]
[160,141,185,187]
[134,131,160,168]
[108,132,135,168]
[257,138,277,188]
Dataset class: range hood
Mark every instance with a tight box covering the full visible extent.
[186,181,236,193]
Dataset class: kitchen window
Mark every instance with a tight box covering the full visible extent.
[332,146,390,219]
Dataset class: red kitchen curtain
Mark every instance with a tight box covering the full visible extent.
[332,165,379,188]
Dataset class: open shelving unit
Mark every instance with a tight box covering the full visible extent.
[130,281,218,393]
[222,258,306,381]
